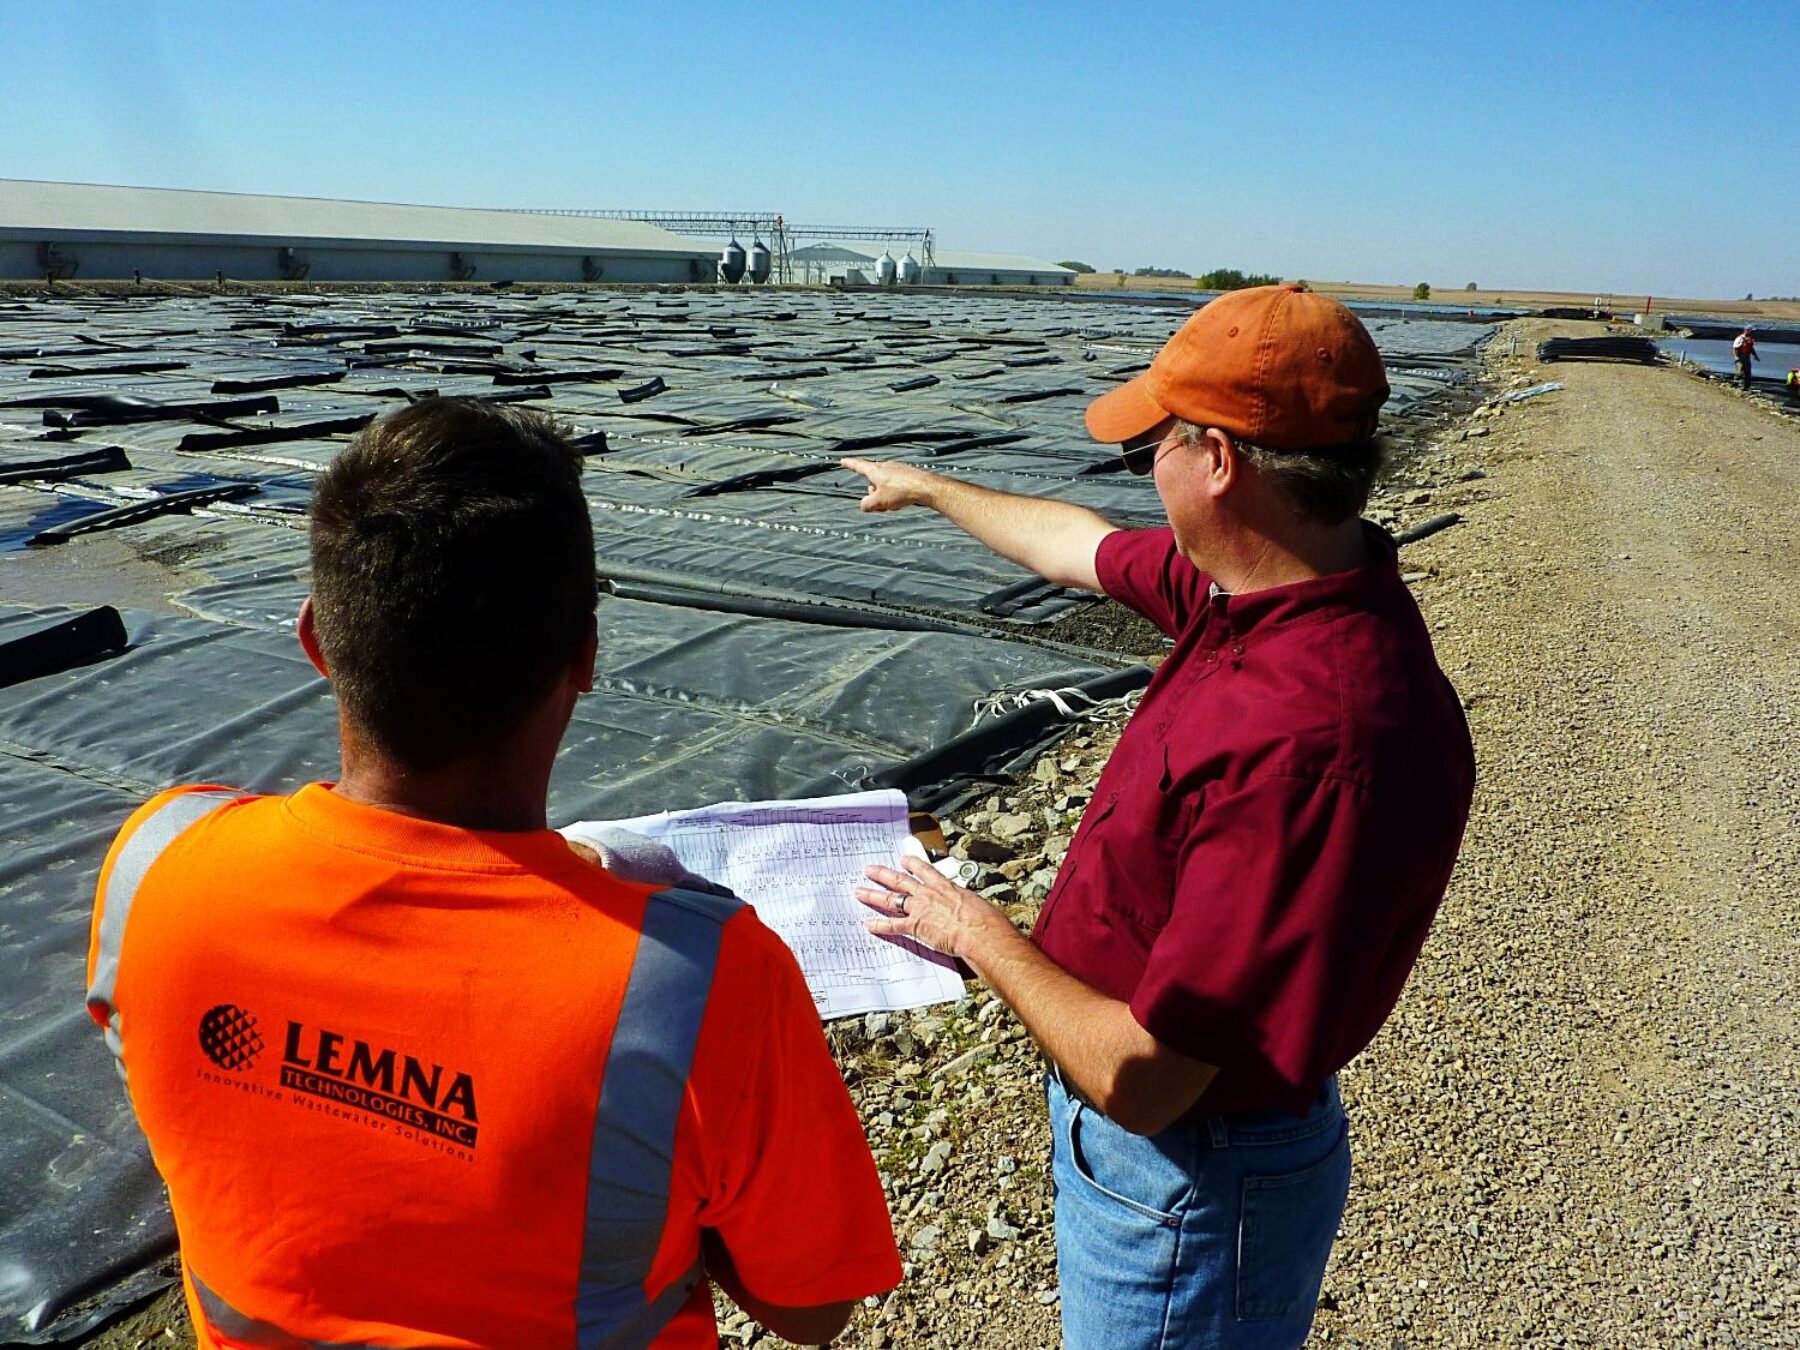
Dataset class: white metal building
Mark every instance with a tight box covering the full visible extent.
[922,249,1077,287]
[789,241,1075,287]
[0,180,720,283]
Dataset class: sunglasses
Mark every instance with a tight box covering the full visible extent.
[1119,426,1174,476]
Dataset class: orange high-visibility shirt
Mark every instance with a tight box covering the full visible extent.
[87,784,901,1348]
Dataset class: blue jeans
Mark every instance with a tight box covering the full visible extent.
[1047,1071,1350,1350]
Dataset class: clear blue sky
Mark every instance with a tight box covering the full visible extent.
[2,0,1793,298]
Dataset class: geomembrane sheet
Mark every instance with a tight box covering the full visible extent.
[1,289,1490,623]
[0,287,1489,1339]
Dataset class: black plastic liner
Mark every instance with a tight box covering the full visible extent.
[0,288,1491,1340]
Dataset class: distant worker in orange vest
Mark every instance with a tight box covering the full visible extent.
[86,399,901,1348]
[1733,325,1758,388]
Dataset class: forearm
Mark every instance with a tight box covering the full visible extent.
[968,927,1216,1136]
[919,476,1117,592]
[858,858,1214,1134]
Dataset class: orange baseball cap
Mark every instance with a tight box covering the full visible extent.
[1085,285,1391,450]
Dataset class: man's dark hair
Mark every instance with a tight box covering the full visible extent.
[309,398,596,768]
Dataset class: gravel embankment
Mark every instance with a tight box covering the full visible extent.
[735,321,1799,1348]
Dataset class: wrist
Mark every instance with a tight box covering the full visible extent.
[912,470,947,512]
[963,913,1035,982]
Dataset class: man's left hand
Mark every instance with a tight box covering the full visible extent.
[857,856,1025,968]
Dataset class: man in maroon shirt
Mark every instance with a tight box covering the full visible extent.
[843,285,1474,1348]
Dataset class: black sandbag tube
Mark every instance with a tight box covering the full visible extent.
[0,607,128,687]
[619,376,668,403]
[210,369,347,394]
[1393,513,1461,545]
[1536,337,1658,364]
[177,415,374,452]
[39,394,280,427]
[492,366,623,386]
[856,665,1154,813]
[602,576,980,634]
[29,482,260,545]
[0,446,130,484]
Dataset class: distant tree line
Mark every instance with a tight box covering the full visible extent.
[1194,268,1282,290]
[1067,264,1289,289]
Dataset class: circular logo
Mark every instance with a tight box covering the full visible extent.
[197,1004,264,1071]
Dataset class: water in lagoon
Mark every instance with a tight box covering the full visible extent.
[1673,338,1800,379]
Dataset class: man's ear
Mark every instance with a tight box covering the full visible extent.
[297,597,330,679]
[574,611,598,695]
[1204,428,1240,498]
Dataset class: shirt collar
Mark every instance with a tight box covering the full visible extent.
[285,781,584,875]
[1203,522,1402,637]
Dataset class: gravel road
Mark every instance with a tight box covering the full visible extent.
[817,319,1800,1348]
[1304,322,1798,1347]
[80,321,1799,1347]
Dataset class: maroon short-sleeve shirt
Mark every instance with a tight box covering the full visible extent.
[1033,526,1474,1116]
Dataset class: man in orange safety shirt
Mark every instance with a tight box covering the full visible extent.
[86,398,901,1348]
[1732,325,1758,389]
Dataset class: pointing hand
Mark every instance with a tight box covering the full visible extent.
[840,458,942,513]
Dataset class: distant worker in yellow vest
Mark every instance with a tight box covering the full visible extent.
[86,399,902,1349]
[1786,367,1799,403]
[1732,326,1758,388]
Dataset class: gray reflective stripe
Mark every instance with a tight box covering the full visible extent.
[576,886,743,1350]
[190,1267,391,1348]
[86,789,238,1018]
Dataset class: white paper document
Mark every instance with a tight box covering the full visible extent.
[562,790,966,1020]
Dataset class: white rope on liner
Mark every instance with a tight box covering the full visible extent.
[971,685,1144,726]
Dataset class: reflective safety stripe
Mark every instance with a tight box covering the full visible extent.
[86,789,238,1020]
[576,886,743,1350]
[190,1267,390,1349]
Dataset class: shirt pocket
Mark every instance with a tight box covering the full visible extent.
[1100,745,1202,935]
[1034,794,1116,934]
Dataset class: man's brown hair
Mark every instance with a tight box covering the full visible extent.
[309,398,596,769]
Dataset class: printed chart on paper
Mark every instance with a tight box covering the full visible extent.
[564,790,965,1019]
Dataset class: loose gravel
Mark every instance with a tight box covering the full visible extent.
[735,320,1800,1348]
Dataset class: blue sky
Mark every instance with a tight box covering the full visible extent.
[2,0,1793,298]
